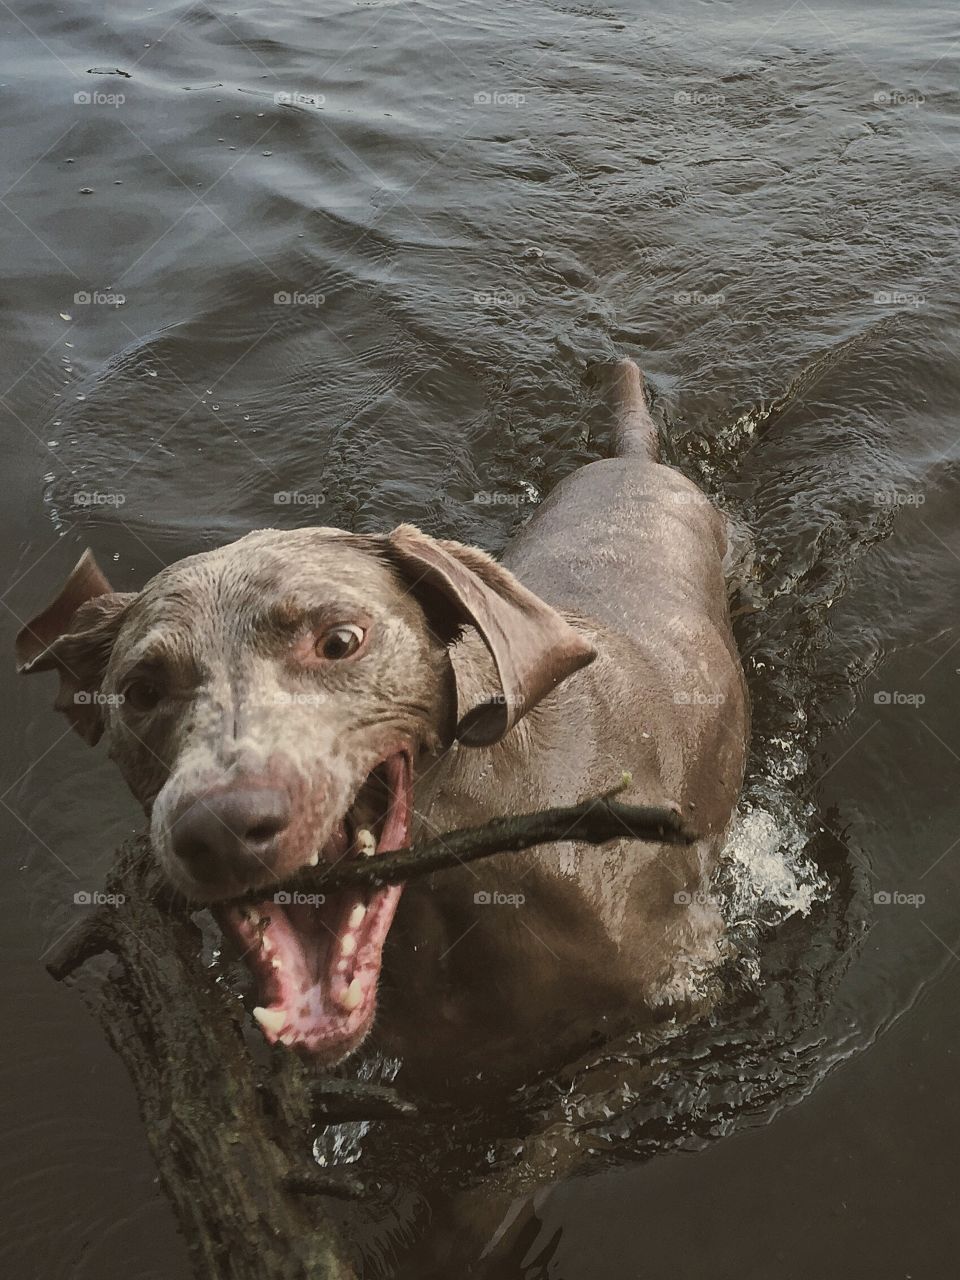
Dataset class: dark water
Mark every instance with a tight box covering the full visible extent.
[4,0,960,1275]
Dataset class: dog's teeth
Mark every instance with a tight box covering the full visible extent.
[252,1006,286,1033]
[340,978,363,1012]
[356,828,376,857]
[271,957,284,971]
[348,903,366,929]
[247,909,261,926]
[340,933,357,957]
[308,850,320,867]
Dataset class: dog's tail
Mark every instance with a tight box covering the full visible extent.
[603,358,660,461]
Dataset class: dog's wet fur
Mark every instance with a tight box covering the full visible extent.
[18,361,748,1086]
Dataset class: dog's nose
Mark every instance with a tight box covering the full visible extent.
[171,787,291,884]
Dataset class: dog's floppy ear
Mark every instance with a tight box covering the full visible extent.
[384,524,596,747]
[15,550,135,745]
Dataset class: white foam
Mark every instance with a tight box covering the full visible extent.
[717,802,828,927]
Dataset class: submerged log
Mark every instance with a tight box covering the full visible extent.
[52,843,359,1280]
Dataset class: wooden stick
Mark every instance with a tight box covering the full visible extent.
[46,786,692,975]
[229,788,692,907]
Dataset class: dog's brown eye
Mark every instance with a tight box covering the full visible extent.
[317,624,364,660]
[123,679,162,712]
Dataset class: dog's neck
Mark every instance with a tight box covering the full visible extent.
[415,623,604,834]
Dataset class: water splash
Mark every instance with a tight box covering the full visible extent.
[312,1052,402,1167]
[719,803,828,929]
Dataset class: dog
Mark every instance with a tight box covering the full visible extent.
[17,360,747,1089]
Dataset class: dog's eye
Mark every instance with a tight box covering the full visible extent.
[316,624,365,660]
[123,678,163,712]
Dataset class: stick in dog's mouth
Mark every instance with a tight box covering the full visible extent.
[213,748,413,1061]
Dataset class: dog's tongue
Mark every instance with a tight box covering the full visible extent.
[215,751,412,1059]
[217,875,402,1053]
[216,839,399,1049]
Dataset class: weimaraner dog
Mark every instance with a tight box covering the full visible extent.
[18,360,747,1089]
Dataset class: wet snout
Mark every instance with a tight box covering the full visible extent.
[170,785,292,887]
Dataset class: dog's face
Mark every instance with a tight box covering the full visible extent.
[17,524,594,1064]
[98,529,453,898]
[20,524,593,1064]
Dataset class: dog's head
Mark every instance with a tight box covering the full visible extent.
[17,525,594,1063]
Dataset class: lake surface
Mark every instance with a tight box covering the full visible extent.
[3,0,960,1275]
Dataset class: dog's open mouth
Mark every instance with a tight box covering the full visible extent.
[214,749,412,1061]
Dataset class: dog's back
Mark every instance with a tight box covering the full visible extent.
[384,362,749,1087]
